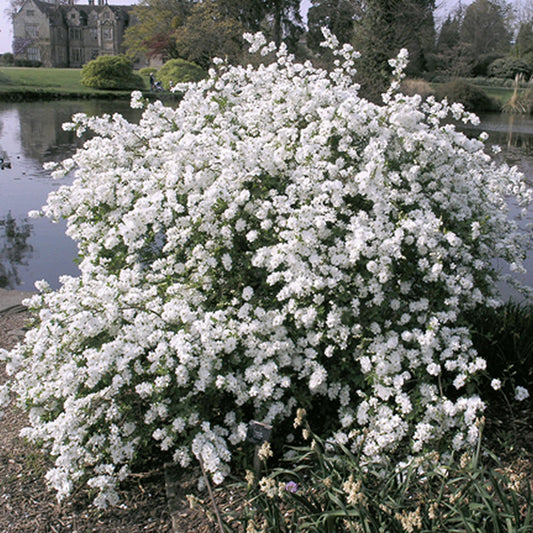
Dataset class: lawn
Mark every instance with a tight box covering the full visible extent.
[0,66,150,99]
[0,66,86,90]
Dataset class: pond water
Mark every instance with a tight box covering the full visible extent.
[0,102,531,301]
[0,100,141,290]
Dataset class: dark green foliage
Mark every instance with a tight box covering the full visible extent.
[488,57,533,79]
[173,1,245,69]
[469,302,533,393]
[433,0,513,77]
[460,0,512,57]
[81,55,145,90]
[264,0,304,49]
[217,422,533,532]
[467,302,533,457]
[434,80,499,112]
[471,52,504,77]
[0,53,14,66]
[156,58,206,89]
[138,66,156,77]
[13,59,41,67]
[352,0,436,101]
[306,0,356,52]
[436,13,461,53]
[516,21,533,57]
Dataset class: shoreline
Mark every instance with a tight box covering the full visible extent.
[0,89,182,103]
[0,288,35,316]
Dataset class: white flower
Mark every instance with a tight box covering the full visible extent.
[490,378,502,391]
[130,91,144,109]
[242,286,254,301]
[515,386,530,402]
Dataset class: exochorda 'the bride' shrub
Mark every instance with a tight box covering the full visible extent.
[1,32,531,507]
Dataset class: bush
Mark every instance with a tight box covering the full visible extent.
[13,59,41,67]
[81,55,144,90]
[400,78,434,99]
[435,79,499,112]
[156,58,206,89]
[0,34,531,507]
[0,53,14,66]
[138,66,156,77]
[488,57,533,79]
[472,52,505,77]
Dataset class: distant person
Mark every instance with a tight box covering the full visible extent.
[149,72,155,91]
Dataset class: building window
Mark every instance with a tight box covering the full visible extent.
[91,48,98,59]
[90,28,97,40]
[26,9,34,16]
[69,28,82,40]
[102,27,113,40]
[71,48,82,63]
[27,47,40,61]
[25,24,39,37]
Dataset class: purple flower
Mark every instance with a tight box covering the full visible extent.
[285,481,298,494]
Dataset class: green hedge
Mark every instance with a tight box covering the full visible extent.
[81,55,145,90]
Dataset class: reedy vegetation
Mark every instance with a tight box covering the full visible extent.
[0,32,531,508]
[229,411,533,532]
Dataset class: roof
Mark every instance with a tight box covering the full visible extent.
[21,0,133,20]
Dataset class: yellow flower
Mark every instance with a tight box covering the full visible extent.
[245,469,255,487]
[342,474,366,506]
[293,408,306,428]
[394,507,422,533]
[257,441,273,462]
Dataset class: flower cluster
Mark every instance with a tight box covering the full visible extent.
[1,32,531,506]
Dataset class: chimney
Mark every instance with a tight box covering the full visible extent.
[88,0,94,5]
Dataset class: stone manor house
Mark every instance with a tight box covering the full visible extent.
[12,0,134,68]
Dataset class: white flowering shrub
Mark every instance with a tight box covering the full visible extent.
[1,33,532,507]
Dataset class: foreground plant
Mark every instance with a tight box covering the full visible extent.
[0,32,531,507]
[228,416,533,533]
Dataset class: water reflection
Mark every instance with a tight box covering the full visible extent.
[18,105,79,162]
[0,100,140,290]
[465,113,533,184]
[0,212,33,289]
[458,112,533,301]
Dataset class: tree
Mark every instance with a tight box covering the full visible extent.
[173,1,245,69]
[516,20,533,57]
[459,0,512,57]
[306,0,357,52]
[124,0,191,61]
[436,12,461,53]
[217,0,267,31]
[352,0,436,100]
[433,7,476,76]
[263,0,304,50]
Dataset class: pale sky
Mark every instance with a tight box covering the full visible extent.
[0,0,509,56]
